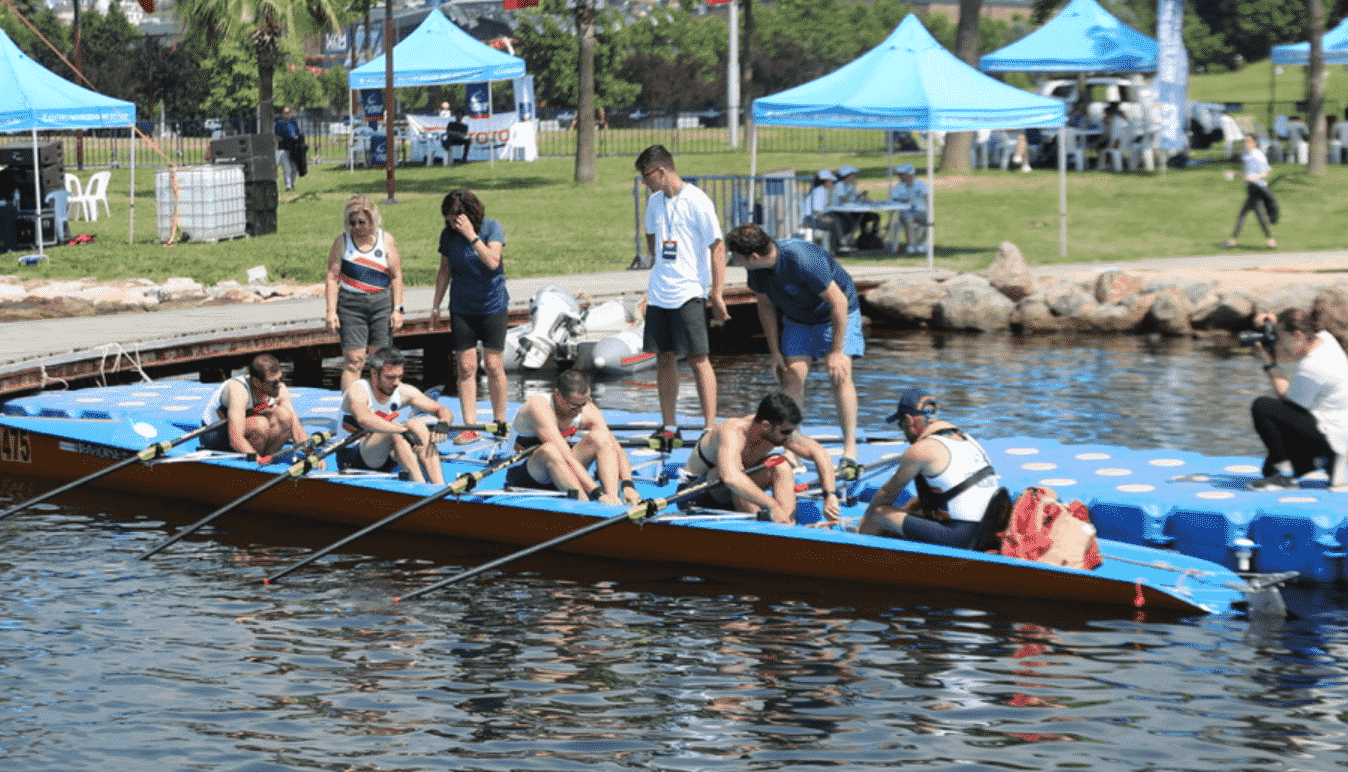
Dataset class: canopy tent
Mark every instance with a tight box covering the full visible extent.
[979,0,1158,73]
[752,14,1067,263]
[347,9,525,89]
[1270,17,1348,65]
[346,9,528,169]
[0,27,136,256]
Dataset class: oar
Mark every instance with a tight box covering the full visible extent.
[0,418,229,522]
[396,454,788,602]
[616,436,686,451]
[809,434,906,445]
[262,440,549,584]
[137,430,354,559]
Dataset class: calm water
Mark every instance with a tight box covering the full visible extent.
[3,332,1348,772]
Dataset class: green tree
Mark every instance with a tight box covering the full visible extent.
[0,2,70,75]
[276,63,326,110]
[175,0,340,136]
[79,5,144,102]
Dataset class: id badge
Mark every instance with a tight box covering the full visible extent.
[661,240,678,261]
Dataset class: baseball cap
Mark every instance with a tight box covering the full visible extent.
[885,387,936,424]
[817,169,837,181]
[837,164,860,177]
[894,163,916,175]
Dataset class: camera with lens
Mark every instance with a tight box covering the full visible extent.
[1237,320,1278,346]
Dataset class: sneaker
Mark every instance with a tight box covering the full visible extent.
[453,430,482,445]
[1219,238,1237,248]
[839,455,862,480]
[649,427,683,450]
[1249,474,1299,491]
[1266,238,1277,249]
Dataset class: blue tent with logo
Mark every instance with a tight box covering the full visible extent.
[347,9,526,89]
[1270,17,1348,65]
[0,27,136,257]
[751,14,1068,262]
[979,0,1158,73]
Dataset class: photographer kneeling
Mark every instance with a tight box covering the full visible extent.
[1248,308,1348,491]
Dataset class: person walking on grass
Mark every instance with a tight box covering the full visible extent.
[1221,134,1278,250]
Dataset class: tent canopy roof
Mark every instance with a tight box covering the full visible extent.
[1271,18,1348,65]
[348,9,526,90]
[753,14,1064,132]
[979,0,1157,73]
[0,28,135,132]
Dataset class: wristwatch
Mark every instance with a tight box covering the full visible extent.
[395,306,404,313]
[1263,362,1278,371]
[470,236,482,245]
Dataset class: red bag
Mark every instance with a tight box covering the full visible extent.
[998,486,1102,570]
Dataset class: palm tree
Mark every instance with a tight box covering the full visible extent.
[176,0,341,136]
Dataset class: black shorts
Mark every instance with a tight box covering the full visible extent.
[893,516,980,549]
[335,442,397,473]
[450,309,509,352]
[198,423,231,452]
[675,478,732,510]
[643,298,710,357]
[504,460,552,490]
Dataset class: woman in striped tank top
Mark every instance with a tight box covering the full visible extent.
[325,195,406,390]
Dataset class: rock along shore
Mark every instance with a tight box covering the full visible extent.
[862,242,1348,341]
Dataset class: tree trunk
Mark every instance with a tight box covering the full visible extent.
[1308,0,1327,175]
[574,2,597,185]
[939,0,983,173]
[259,57,275,138]
[741,0,754,151]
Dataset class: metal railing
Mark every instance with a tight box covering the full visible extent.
[629,171,812,268]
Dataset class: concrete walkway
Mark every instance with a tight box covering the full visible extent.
[1,249,1344,394]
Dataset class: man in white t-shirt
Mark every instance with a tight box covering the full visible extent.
[635,144,729,445]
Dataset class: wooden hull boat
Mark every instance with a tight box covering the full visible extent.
[0,382,1287,617]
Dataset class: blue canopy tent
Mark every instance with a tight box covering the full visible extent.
[978,0,1158,73]
[1270,17,1348,65]
[0,27,136,257]
[752,14,1067,262]
[347,10,526,168]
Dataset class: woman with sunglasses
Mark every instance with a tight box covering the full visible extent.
[325,194,405,391]
[430,189,509,444]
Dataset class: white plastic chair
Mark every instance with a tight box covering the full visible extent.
[969,129,992,169]
[1065,127,1090,171]
[65,172,89,221]
[1331,122,1348,163]
[80,171,111,221]
[1219,114,1243,159]
[1286,119,1310,164]
[44,189,71,242]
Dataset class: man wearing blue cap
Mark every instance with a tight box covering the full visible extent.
[859,388,1006,550]
[888,164,928,255]
[725,223,863,472]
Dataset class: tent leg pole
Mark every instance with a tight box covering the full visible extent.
[130,124,137,246]
[1059,125,1067,258]
[926,132,933,269]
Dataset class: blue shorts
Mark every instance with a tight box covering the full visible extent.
[781,308,865,360]
[892,516,980,549]
[198,423,231,452]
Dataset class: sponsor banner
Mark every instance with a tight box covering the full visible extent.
[1156,0,1189,152]
[514,74,536,122]
[360,89,384,119]
[466,82,491,119]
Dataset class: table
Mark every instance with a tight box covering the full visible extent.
[828,201,912,253]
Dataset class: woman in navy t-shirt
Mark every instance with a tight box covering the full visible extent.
[431,189,509,443]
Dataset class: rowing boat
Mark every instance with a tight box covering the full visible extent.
[0,381,1285,616]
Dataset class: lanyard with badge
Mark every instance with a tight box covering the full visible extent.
[661,190,679,261]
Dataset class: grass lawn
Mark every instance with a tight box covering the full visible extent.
[16,137,1347,288]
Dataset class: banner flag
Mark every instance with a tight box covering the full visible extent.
[514,74,536,121]
[503,0,538,8]
[1156,0,1189,152]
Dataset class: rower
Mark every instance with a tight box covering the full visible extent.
[680,392,841,524]
[505,369,642,505]
[859,387,1007,549]
[338,347,456,485]
[199,354,308,465]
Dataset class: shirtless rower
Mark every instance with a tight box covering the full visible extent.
[504,369,642,505]
[680,392,841,524]
[199,354,308,464]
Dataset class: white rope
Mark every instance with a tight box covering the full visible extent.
[37,364,69,391]
[95,341,151,386]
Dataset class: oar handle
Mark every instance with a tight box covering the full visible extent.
[0,418,228,522]
[138,429,361,560]
[263,442,543,583]
[395,455,788,602]
[433,421,509,436]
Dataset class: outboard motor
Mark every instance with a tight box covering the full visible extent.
[517,284,584,369]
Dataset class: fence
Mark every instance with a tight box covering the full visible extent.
[629,171,812,268]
